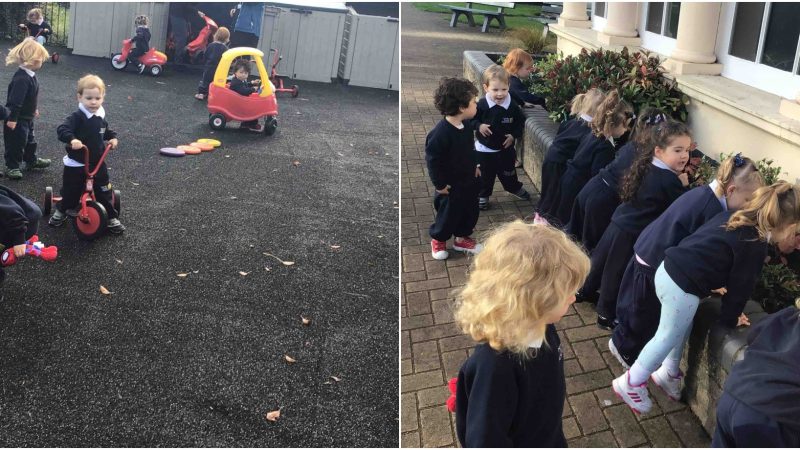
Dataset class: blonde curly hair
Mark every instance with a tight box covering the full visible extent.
[454,221,590,355]
[727,181,800,243]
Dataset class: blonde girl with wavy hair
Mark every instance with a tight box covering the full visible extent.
[614,181,800,416]
[452,221,589,447]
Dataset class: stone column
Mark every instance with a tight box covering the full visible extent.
[558,2,591,29]
[598,2,641,46]
[663,2,723,75]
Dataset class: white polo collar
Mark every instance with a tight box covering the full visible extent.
[484,92,511,110]
[708,179,729,211]
[79,103,105,119]
[580,113,593,122]
[19,66,35,77]
[33,18,44,26]
[652,156,671,171]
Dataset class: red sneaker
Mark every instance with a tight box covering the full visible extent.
[431,239,449,260]
[453,236,483,255]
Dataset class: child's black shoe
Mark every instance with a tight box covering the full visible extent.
[512,188,531,201]
[48,209,67,227]
[0,266,5,286]
[597,314,618,331]
[575,289,598,304]
[479,197,489,210]
[108,218,126,234]
[137,63,146,75]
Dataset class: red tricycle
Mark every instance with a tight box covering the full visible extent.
[207,47,278,136]
[269,48,298,98]
[186,12,218,64]
[110,39,167,77]
[43,143,121,241]
[17,24,59,63]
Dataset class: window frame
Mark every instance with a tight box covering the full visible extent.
[640,2,678,57]
[591,2,607,31]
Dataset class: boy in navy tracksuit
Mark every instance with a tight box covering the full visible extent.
[195,27,230,100]
[426,77,482,261]
[3,38,51,180]
[712,304,800,447]
[469,65,529,210]
[50,74,123,234]
[611,155,762,368]
[129,15,151,73]
[0,183,42,286]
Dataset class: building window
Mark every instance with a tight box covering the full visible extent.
[645,3,681,38]
[594,2,605,18]
[729,2,800,73]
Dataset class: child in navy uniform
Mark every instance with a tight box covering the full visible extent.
[454,221,589,447]
[3,38,51,180]
[426,77,483,261]
[552,90,633,226]
[19,8,52,46]
[611,154,763,368]
[712,300,800,447]
[587,121,691,329]
[50,75,123,234]
[0,183,42,286]
[613,182,800,415]
[195,27,230,100]
[534,88,605,225]
[469,65,529,210]
[129,15,151,74]
[567,109,667,253]
[229,59,265,132]
[501,48,546,109]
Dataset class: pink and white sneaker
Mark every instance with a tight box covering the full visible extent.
[431,239,449,260]
[453,236,483,255]
[651,365,683,401]
[612,371,652,415]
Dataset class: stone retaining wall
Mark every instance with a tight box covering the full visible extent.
[464,49,769,437]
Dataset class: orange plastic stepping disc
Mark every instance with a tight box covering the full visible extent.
[178,145,201,155]
[190,142,214,152]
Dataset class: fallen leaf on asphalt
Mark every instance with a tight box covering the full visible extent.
[336,152,344,157]
[349,143,354,147]
[115,259,123,264]
[263,253,295,266]
[265,409,281,422]
[230,196,237,200]
[193,270,199,274]
[239,271,249,276]
[127,96,133,101]
[292,160,301,166]
[330,245,341,249]
[130,181,139,186]
[265,267,271,271]
[225,155,231,158]
[177,273,189,278]
[301,316,311,325]
[330,376,342,382]
[284,355,296,363]
[99,285,111,295]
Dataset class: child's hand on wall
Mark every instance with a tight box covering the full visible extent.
[13,244,25,257]
[478,124,491,137]
[70,139,83,150]
[7,121,16,130]
[503,134,514,148]
[737,313,750,327]
[109,138,119,149]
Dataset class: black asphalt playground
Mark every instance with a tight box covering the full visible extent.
[0,43,399,447]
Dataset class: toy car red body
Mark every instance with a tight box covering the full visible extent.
[187,14,218,63]
[111,39,167,76]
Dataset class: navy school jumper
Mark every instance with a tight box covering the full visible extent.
[566,141,639,252]
[426,118,481,242]
[586,163,687,321]
[508,75,546,109]
[662,210,768,329]
[0,184,41,248]
[536,118,592,222]
[612,184,724,366]
[553,133,616,226]
[456,325,566,448]
[712,306,800,447]
[466,95,525,198]
[4,68,40,170]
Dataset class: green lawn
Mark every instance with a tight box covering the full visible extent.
[413,2,548,31]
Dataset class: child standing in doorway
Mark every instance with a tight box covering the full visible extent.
[3,38,51,180]
[426,77,483,261]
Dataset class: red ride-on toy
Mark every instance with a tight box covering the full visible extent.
[186,12,218,64]
[43,143,121,241]
[110,39,167,76]
[17,24,59,63]
[207,47,278,136]
[269,48,298,98]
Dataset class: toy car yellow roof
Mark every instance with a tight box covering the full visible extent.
[212,47,273,97]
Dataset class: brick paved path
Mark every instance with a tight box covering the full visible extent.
[399,4,711,447]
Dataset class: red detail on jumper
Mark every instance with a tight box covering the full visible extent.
[446,377,458,412]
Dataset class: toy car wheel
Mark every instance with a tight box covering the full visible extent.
[209,114,226,130]
[51,53,59,64]
[73,201,108,241]
[291,85,299,98]
[111,54,127,70]
[264,116,278,136]
[112,189,121,214]
[150,65,162,77]
[44,186,53,216]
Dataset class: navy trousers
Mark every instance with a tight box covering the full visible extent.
[566,175,619,253]
[0,185,41,247]
[612,258,659,367]
[3,119,38,170]
[476,149,522,198]
[536,160,566,223]
[553,168,588,228]
[57,164,119,220]
[586,222,638,321]
[430,179,480,242]
[712,391,800,447]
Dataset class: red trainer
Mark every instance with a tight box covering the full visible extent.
[453,236,483,255]
[431,239,449,260]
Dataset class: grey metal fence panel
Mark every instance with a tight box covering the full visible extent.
[342,14,399,90]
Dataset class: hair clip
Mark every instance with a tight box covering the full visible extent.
[734,152,745,168]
